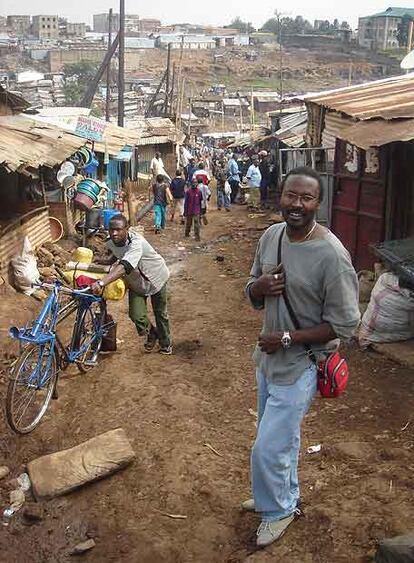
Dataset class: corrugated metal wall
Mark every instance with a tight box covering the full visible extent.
[322,111,355,151]
[0,208,52,276]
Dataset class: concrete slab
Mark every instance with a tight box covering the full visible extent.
[372,340,414,370]
[27,428,135,500]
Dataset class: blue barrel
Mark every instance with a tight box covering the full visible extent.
[102,209,119,229]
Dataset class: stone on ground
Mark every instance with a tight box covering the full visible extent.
[27,428,135,500]
[375,533,414,562]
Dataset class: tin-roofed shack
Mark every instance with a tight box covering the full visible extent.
[0,85,30,116]
[125,117,185,188]
[303,73,414,270]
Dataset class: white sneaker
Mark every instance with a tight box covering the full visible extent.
[256,513,296,547]
[241,498,255,511]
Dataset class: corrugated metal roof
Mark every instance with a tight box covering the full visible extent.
[304,73,414,120]
[336,119,414,150]
[0,85,30,112]
[274,114,307,147]
[0,115,88,173]
[126,117,184,145]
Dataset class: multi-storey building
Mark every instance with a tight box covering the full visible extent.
[32,15,59,40]
[6,15,31,35]
[65,22,86,37]
[358,6,414,50]
[93,13,120,33]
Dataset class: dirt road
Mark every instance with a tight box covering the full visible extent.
[1,205,413,562]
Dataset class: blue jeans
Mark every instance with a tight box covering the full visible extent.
[217,190,231,209]
[154,204,166,229]
[251,365,317,522]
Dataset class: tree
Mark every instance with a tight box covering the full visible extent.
[226,17,255,34]
[341,21,351,30]
[397,14,413,47]
[260,14,312,38]
[62,62,100,106]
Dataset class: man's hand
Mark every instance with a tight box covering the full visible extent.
[258,332,283,354]
[251,264,285,299]
[90,281,104,296]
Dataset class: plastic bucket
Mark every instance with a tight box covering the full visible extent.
[77,178,101,196]
[76,186,99,200]
[74,192,95,211]
[102,209,119,229]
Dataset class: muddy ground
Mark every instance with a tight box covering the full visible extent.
[0,204,413,563]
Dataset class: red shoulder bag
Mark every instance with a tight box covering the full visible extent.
[277,228,349,398]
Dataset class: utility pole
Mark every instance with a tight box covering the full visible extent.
[175,35,185,132]
[188,96,192,137]
[80,33,119,107]
[407,20,414,53]
[105,8,113,122]
[250,88,255,131]
[164,43,172,116]
[170,62,176,117]
[118,0,125,126]
[348,61,353,86]
[276,11,284,104]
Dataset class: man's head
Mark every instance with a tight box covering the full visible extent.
[198,162,204,170]
[155,151,160,159]
[280,167,323,230]
[190,157,195,164]
[251,155,259,165]
[156,174,165,183]
[191,178,198,188]
[108,214,129,246]
[176,169,182,177]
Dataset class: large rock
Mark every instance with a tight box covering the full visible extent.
[375,533,414,562]
[27,428,135,500]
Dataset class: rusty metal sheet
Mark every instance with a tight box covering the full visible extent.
[0,115,87,173]
[336,119,414,149]
[304,74,414,120]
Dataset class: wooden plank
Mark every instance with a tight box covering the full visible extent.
[27,428,135,500]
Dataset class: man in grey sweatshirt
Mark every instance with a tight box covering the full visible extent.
[244,166,360,547]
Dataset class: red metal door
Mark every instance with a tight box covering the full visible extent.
[332,140,387,270]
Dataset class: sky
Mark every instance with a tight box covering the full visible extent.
[0,1,413,29]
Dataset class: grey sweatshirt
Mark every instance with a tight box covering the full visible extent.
[246,222,360,384]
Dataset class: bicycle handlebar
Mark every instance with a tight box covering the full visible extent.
[33,282,94,296]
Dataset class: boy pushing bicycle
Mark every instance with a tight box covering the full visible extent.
[91,214,172,355]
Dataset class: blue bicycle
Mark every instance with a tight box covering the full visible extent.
[6,282,114,434]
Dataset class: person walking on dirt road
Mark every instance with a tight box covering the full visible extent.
[150,151,170,182]
[169,169,186,224]
[215,159,231,212]
[152,174,172,234]
[184,178,203,241]
[227,153,240,203]
[244,166,359,547]
[91,214,172,355]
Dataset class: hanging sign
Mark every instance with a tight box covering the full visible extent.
[74,116,106,141]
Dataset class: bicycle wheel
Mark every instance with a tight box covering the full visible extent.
[6,342,57,434]
[73,301,105,373]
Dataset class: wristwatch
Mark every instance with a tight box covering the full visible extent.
[97,280,105,289]
[281,331,292,349]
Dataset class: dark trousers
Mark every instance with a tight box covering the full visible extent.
[260,182,269,203]
[229,179,239,203]
[128,284,171,347]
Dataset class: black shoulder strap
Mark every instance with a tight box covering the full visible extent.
[278,227,317,364]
